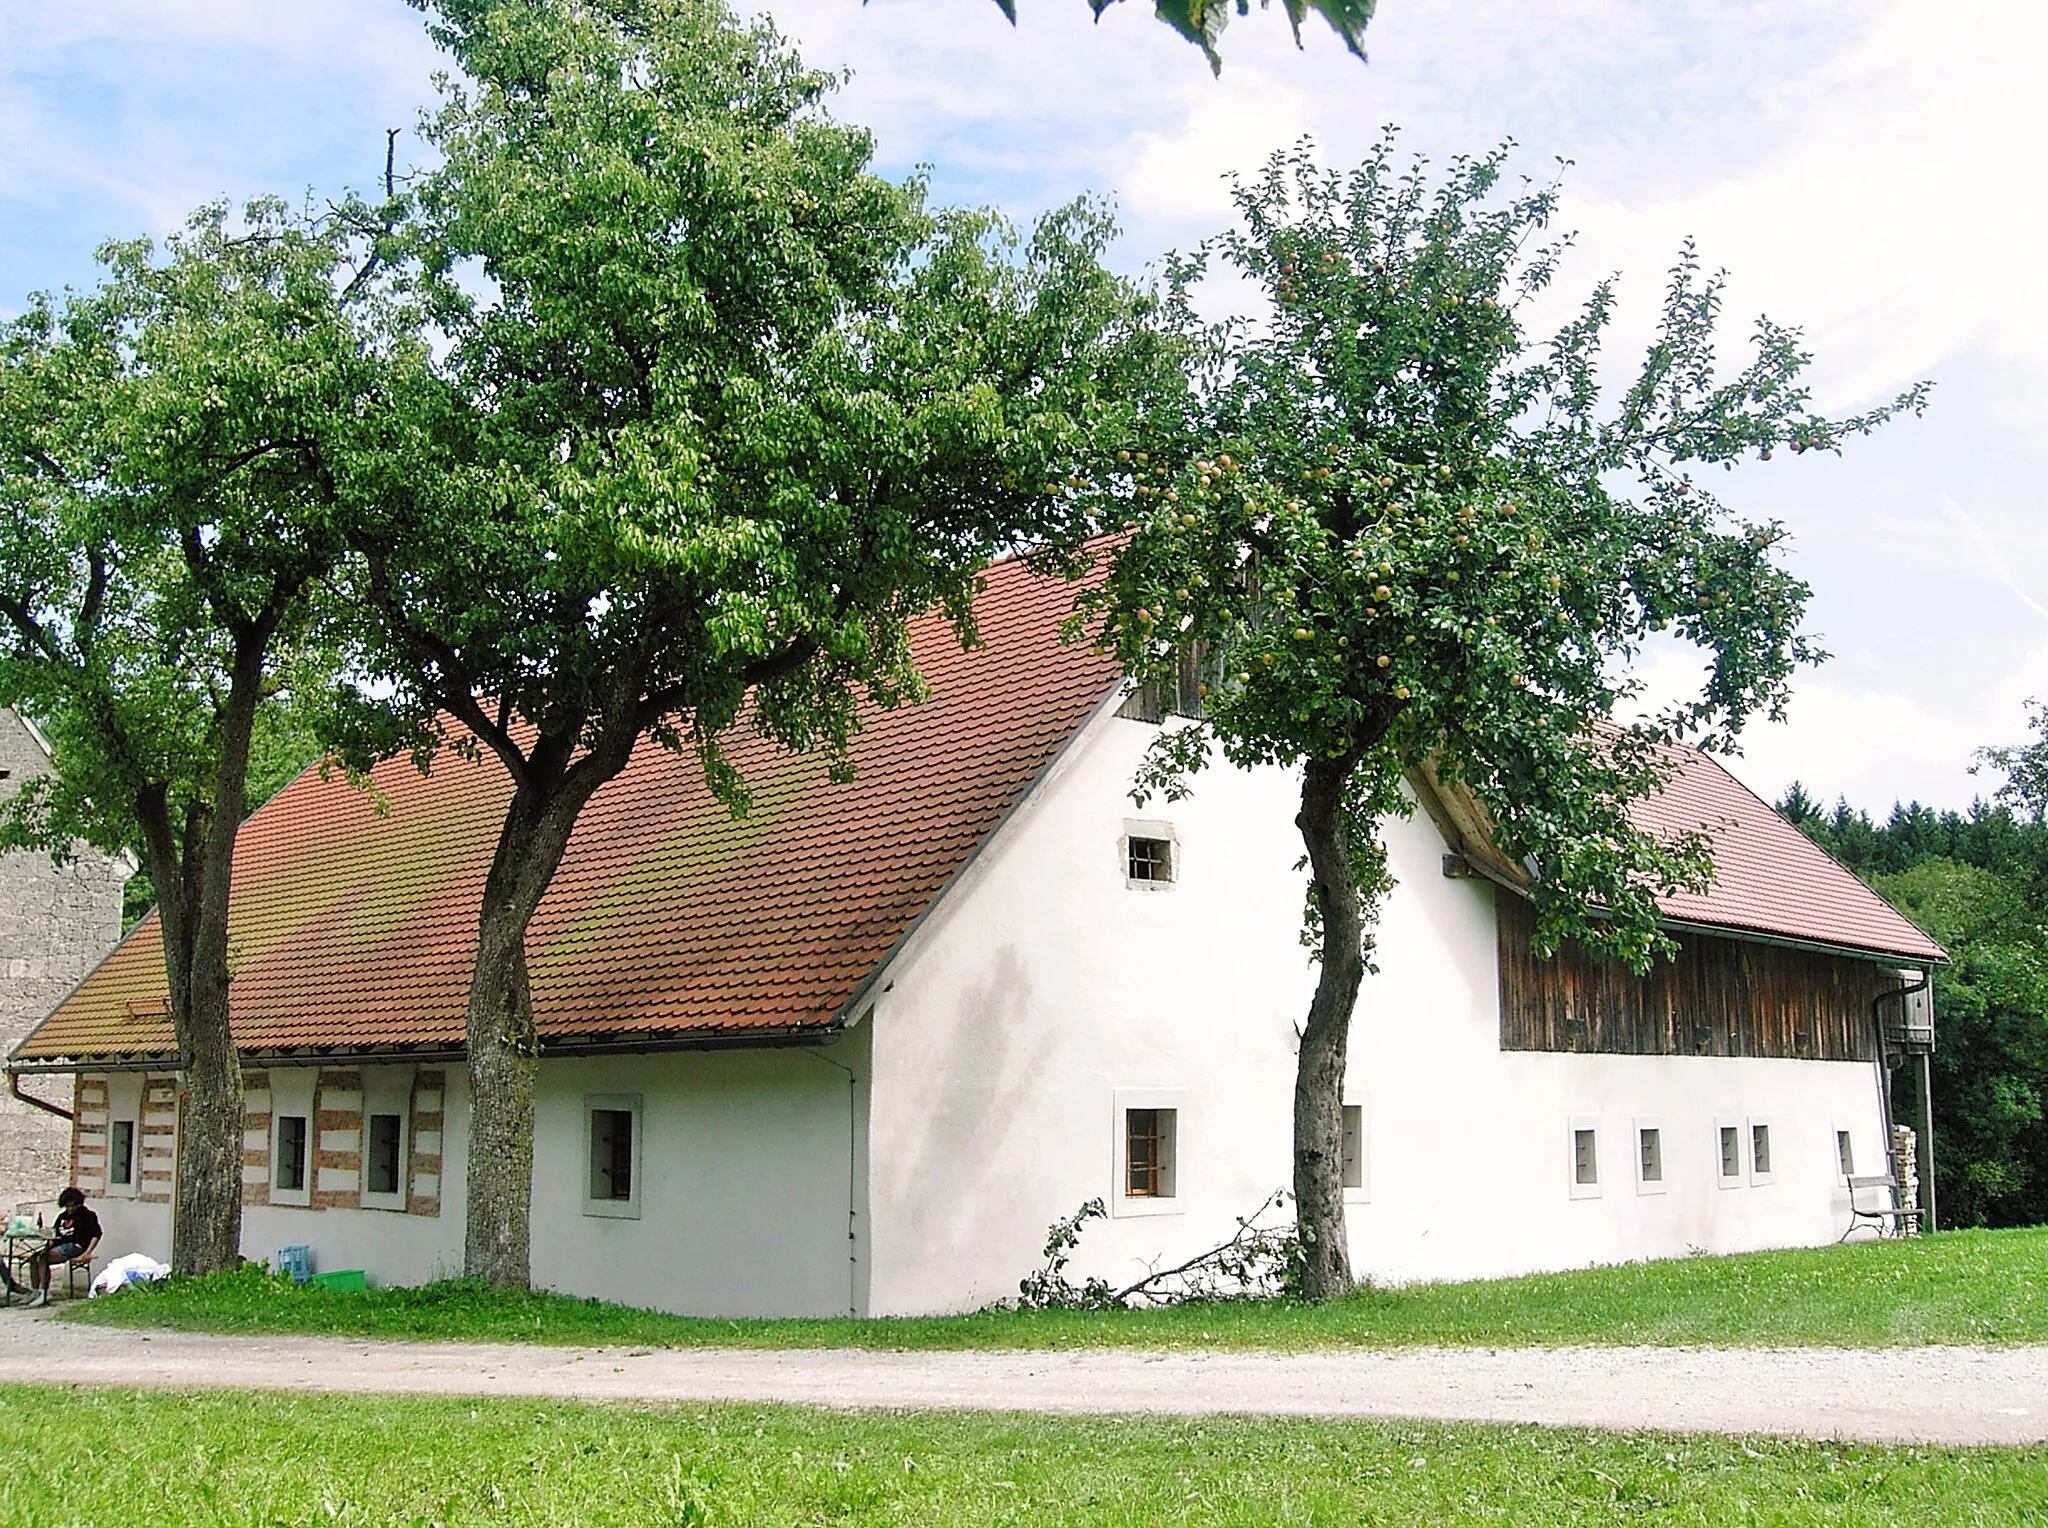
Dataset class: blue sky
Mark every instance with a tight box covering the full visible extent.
[5,0,2043,814]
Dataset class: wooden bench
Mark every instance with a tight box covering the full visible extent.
[1841,1174,1920,1240]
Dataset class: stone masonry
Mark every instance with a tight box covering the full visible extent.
[0,710,130,1212]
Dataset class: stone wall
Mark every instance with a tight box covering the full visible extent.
[0,710,131,1212]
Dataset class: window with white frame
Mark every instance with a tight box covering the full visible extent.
[1749,1120,1775,1185]
[105,1072,143,1198]
[1568,1117,1601,1198]
[1715,1117,1745,1189]
[366,1115,402,1192]
[109,1119,135,1187]
[1635,1119,1666,1195]
[1126,1108,1176,1197]
[268,1069,316,1207]
[274,1115,309,1193]
[1341,1102,1368,1197]
[1122,820,1178,888]
[358,1066,413,1212]
[1836,1128,1856,1182]
[583,1094,642,1219]
[1112,1088,1186,1216]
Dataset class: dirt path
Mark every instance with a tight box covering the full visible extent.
[3,1310,2045,1445]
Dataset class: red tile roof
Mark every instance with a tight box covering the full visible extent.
[12,555,1122,1065]
[12,557,1945,1068]
[1626,745,1948,964]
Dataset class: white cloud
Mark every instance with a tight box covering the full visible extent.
[1631,631,2048,813]
[1559,2,2048,413]
[7,0,2041,813]
[1121,69,1310,221]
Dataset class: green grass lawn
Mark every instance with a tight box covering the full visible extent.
[3,1386,2042,1526]
[63,1224,2048,1351]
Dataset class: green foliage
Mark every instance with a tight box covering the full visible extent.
[1979,699,2048,821]
[0,202,373,880]
[979,0,1378,73]
[1017,1198,1121,1309]
[1882,861,2048,1226]
[1780,783,2048,1230]
[0,196,400,1272]
[69,1225,2048,1351]
[1088,137,1924,969]
[339,0,1166,806]
[7,1386,2043,1526]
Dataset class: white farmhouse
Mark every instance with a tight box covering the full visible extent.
[8,558,1944,1314]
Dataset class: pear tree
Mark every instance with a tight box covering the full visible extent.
[1087,139,1927,1299]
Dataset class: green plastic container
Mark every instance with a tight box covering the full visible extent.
[309,1269,368,1293]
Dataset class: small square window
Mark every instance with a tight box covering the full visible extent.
[275,1116,309,1194]
[583,1095,642,1219]
[366,1114,404,1197]
[1638,1127,1662,1184]
[1716,1120,1744,1187]
[1836,1129,1856,1180]
[1125,1108,1177,1198]
[1128,837,1174,883]
[1341,1104,1364,1191]
[1568,1117,1601,1198]
[1111,1088,1186,1216]
[109,1119,135,1187]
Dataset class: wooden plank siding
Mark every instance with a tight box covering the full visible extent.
[1496,889,1904,1061]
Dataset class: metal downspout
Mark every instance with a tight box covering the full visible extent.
[1870,970,1933,1226]
[7,1069,74,1123]
[803,1046,860,1318]
[1921,1050,1939,1234]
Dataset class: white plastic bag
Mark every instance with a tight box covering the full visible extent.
[88,1252,169,1297]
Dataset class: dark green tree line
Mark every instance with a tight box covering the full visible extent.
[1781,750,2048,1230]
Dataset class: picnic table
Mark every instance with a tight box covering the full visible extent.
[1,1224,48,1303]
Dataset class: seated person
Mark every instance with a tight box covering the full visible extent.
[18,1187,101,1308]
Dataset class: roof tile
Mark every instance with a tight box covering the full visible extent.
[1628,746,1947,963]
[15,557,1119,1063]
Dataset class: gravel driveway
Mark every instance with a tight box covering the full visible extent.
[3,1310,2045,1446]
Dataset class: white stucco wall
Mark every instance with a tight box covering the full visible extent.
[67,704,1893,1317]
[860,704,1893,1314]
[528,1037,868,1318]
[78,1047,868,1317]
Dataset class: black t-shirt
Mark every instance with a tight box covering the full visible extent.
[53,1205,100,1248]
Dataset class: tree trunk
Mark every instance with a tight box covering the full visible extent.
[142,631,267,1277]
[173,980,244,1276]
[462,737,634,1288]
[463,871,543,1289]
[1293,755,1369,1302]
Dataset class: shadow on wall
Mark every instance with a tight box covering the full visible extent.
[884,943,1057,1288]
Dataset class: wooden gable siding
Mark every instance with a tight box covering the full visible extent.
[1496,890,1900,1061]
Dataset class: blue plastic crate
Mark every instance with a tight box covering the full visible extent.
[274,1245,313,1283]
